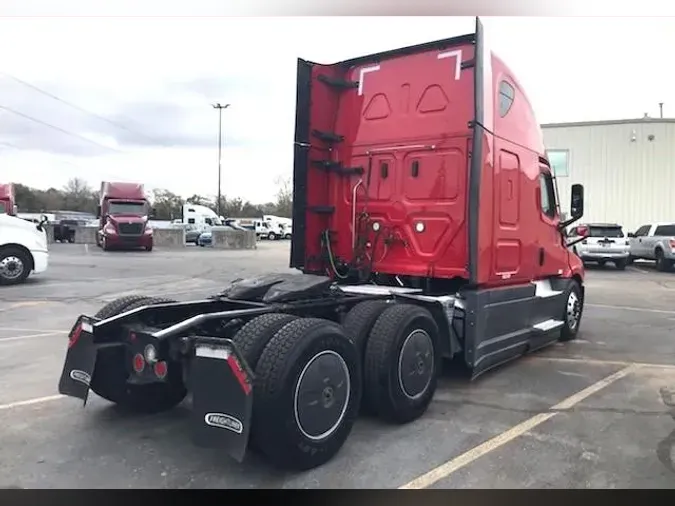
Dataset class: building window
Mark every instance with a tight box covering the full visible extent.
[546,149,569,177]
[498,81,515,117]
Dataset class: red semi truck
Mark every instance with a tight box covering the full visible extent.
[0,183,17,216]
[96,181,153,251]
[58,18,586,471]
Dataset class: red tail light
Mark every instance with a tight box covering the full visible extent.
[132,353,145,373]
[68,324,83,349]
[154,361,168,379]
[669,239,675,249]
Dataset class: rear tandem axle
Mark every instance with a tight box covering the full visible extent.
[57,272,582,471]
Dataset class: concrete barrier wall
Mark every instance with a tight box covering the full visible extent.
[211,229,257,250]
[74,226,98,244]
[154,227,185,248]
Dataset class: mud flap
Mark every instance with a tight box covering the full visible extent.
[190,338,254,463]
[57,316,98,406]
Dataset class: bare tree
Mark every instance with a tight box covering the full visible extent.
[273,175,292,218]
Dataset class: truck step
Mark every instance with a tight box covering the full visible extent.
[532,319,564,334]
[311,160,364,176]
[312,129,344,144]
[317,74,359,90]
[533,280,563,299]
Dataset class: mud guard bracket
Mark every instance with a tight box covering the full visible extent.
[190,338,254,463]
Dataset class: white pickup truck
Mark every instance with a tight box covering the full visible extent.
[0,213,49,285]
[628,222,675,271]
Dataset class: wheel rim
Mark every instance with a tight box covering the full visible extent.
[0,255,25,280]
[294,350,351,441]
[566,290,581,330]
[398,329,434,400]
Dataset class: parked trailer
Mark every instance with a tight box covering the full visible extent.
[57,18,586,472]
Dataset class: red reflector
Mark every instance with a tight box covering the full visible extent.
[132,353,145,373]
[154,361,167,379]
[68,324,83,349]
[227,355,252,395]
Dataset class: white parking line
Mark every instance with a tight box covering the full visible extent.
[0,395,64,411]
[530,355,675,370]
[2,275,180,290]
[628,266,652,274]
[399,364,638,489]
[0,327,66,333]
[0,301,51,313]
[587,303,675,315]
[0,331,66,343]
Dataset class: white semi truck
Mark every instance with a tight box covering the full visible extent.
[0,213,49,285]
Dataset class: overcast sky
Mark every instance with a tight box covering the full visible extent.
[1,13,674,202]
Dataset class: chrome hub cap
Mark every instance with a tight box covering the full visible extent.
[294,350,351,441]
[398,329,434,400]
[566,291,580,330]
[0,256,24,280]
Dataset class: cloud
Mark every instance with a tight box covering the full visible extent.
[1,13,674,205]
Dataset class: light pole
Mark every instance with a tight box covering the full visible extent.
[212,102,230,217]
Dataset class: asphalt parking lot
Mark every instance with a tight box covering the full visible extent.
[1,243,675,489]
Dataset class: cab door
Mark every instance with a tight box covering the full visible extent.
[537,167,569,278]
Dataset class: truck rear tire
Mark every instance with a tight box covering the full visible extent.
[615,258,628,270]
[363,304,441,424]
[251,318,361,471]
[0,246,32,286]
[232,313,299,370]
[90,296,187,413]
[560,280,583,342]
[94,295,154,319]
[655,249,672,272]
[343,300,391,362]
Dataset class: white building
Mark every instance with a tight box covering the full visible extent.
[542,117,675,232]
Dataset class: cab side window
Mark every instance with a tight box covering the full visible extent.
[498,81,515,117]
[634,225,650,237]
[538,171,557,218]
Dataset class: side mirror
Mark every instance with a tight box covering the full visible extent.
[96,205,101,218]
[36,214,49,232]
[627,232,636,238]
[570,184,584,220]
[150,207,157,218]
